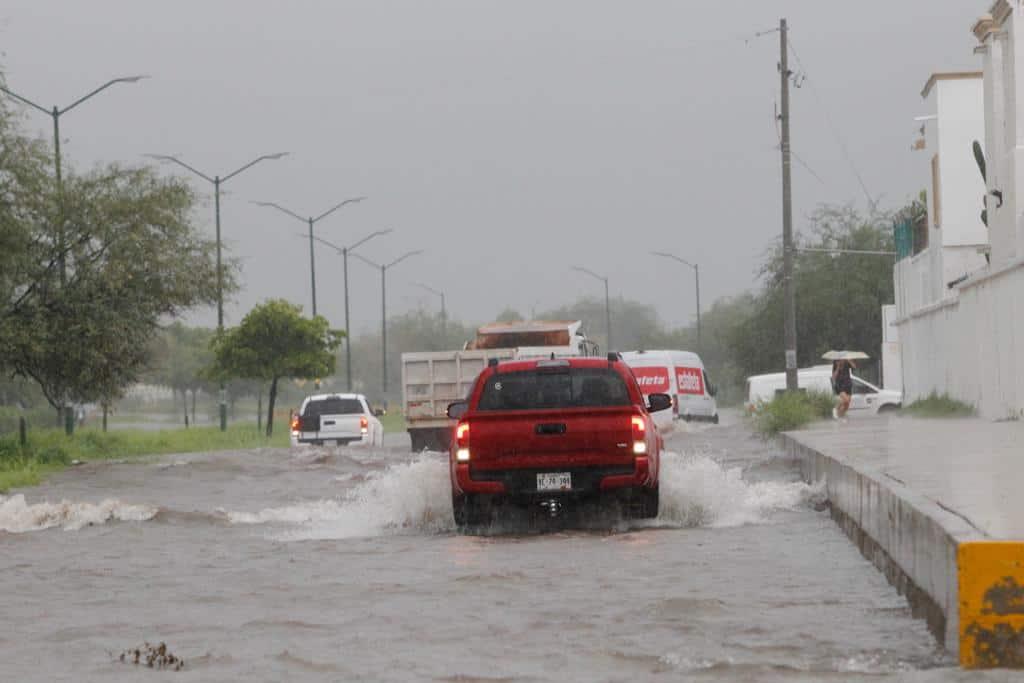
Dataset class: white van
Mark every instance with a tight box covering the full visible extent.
[745,365,902,415]
[621,350,719,424]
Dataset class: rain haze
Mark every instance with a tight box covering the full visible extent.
[1,1,978,333]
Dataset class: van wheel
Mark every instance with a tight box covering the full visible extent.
[712,414,719,424]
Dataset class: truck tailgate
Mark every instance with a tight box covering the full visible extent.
[468,408,634,470]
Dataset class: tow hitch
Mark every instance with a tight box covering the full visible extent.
[538,498,564,518]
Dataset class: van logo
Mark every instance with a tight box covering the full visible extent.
[676,367,704,395]
[630,367,670,393]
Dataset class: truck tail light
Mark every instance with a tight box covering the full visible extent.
[290,415,301,434]
[631,415,647,454]
[360,416,369,434]
[455,421,470,462]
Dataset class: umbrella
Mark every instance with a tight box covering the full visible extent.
[822,350,870,361]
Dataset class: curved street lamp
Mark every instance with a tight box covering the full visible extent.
[571,266,612,352]
[302,230,394,390]
[651,251,701,353]
[1,75,148,287]
[146,152,288,430]
[252,196,365,317]
[352,250,424,393]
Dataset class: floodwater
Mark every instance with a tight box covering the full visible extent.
[0,412,1007,681]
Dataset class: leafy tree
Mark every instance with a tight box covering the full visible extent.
[144,323,216,425]
[726,204,895,382]
[211,300,343,436]
[0,103,232,428]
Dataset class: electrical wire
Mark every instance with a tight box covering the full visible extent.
[787,35,876,208]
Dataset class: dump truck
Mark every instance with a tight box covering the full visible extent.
[401,321,598,451]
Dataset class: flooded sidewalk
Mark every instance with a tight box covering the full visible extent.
[780,415,1024,668]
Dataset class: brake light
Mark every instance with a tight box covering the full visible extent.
[360,416,368,434]
[455,421,470,462]
[631,415,647,454]
[290,415,300,433]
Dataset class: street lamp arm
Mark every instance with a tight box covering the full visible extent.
[350,251,381,269]
[314,196,366,223]
[571,265,607,283]
[387,249,424,269]
[304,233,344,253]
[144,154,215,184]
[414,282,443,297]
[349,229,393,252]
[0,85,51,116]
[251,201,307,224]
[222,152,288,183]
[59,75,148,115]
[650,251,696,270]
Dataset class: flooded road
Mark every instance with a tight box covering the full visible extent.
[0,413,995,681]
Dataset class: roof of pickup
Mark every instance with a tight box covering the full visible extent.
[302,393,367,402]
[489,357,623,373]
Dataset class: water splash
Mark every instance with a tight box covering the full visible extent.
[0,494,157,533]
[227,448,813,539]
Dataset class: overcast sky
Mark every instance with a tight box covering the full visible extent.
[1,1,980,334]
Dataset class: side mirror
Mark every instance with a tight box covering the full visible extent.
[708,384,718,397]
[646,393,673,413]
[447,401,468,419]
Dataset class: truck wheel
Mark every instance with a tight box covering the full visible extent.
[409,431,424,452]
[639,485,659,519]
[452,494,489,528]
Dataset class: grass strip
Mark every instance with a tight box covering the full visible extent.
[753,390,834,435]
[903,391,976,418]
[0,424,288,493]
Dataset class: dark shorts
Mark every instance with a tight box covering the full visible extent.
[835,380,852,396]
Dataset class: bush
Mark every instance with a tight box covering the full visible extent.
[754,389,834,435]
[903,392,975,418]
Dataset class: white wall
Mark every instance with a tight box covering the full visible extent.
[896,261,1024,419]
[935,78,988,248]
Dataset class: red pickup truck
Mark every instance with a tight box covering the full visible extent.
[446,355,671,527]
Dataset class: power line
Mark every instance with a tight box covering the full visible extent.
[787,35,875,209]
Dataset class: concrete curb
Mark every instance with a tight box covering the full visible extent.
[778,431,994,662]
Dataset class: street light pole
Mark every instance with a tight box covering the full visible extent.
[0,74,148,288]
[780,17,798,392]
[147,152,288,430]
[252,197,366,317]
[651,251,702,353]
[414,282,447,339]
[571,266,613,352]
[352,250,424,395]
[306,231,394,390]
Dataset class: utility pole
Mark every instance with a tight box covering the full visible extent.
[780,17,798,392]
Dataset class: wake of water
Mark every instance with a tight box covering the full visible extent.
[0,494,157,533]
[227,450,817,541]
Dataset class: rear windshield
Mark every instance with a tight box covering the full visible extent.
[477,368,630,411]
[303,397,363,417]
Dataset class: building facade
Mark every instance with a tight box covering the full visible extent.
[892,2,1024,419]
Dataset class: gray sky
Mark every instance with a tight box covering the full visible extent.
[1,1,979,334]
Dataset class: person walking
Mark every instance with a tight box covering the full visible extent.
[832,358,855,419]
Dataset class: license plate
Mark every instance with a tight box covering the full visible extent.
[537,472,571,492]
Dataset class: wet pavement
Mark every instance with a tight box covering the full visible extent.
[789,415,1024,538]
[1,412,1009,681]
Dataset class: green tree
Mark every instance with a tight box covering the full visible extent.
[144,323,216,426]
[0,102,231,428]
[211,300,343,436]
[726,203,895,382]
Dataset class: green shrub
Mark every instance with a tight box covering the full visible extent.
[754,389,834,435]
[903,392,975,418]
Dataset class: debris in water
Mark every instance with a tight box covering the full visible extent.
[117,642,184,671]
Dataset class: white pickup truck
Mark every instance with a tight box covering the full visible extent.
[401,321,598,451]
[290,393,384,447]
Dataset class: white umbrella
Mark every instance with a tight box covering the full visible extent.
[822,350,870,361]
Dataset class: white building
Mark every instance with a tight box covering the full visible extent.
[891,2,1024,420]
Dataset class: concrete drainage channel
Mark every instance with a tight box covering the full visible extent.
[779,430,1024,669]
